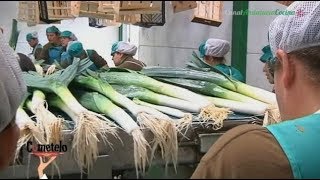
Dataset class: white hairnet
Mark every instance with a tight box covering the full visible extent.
[203,39,230,57]
[117,42,137,56]
[0,33,27,133]
[269,1,320,56]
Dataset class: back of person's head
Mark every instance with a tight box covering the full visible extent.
[16,53,36,72]
[111,41,137,56]
[269,1,320,85]
[67,41,84,57]
[0,32,27,170]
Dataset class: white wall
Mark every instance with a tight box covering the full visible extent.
[246,1,287,91]
[0,1,19,42]
[0,1,119,67]
[133,1,234,67]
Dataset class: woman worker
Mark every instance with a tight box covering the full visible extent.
[198,38,245,82]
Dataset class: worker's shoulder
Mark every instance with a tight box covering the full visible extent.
[120,57,146,70]
[86,49,96,53]
[193,124,293,179]
[201,124,280,162]
[42,43,52,49]
[37,43,43,49]
[125,57,144,64]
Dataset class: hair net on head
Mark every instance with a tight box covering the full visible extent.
[199,38,230,58]
[46,25,60,34]
[260,45,274,63]
[269,1,320,57]
[67,41,84,57]
[26,31,38,42]
[0,33,27,133]
[111,41,137,56]
[60,30,78,41]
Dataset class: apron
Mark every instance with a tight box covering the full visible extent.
[266,110,320,179]
[48,46,63,65]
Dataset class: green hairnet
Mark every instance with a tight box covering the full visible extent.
[67,41,83,57]
[111,41,119,56]
[60,30,77,41]
[46,26,60,34]
[259,45,273,63]
[60,31,72,38]
[198,41,206,58]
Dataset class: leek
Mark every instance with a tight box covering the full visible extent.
[73,75,178,171]
[99,71,230,130]
[141,67,277,104]
[133,98,188,118]
[111,85,201,113]
[25,90,63,144]
[74,90,149,177]
[22,58,119,171]
[205,96,267,115]
[132,98,194,132]
[157,78,267,106]
[15,104,45,163]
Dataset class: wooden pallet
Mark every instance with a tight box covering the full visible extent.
[115,14,141,24]
[73,1,115,20]
[88,17,121,27]
[102,19,122,27]
[18,1,40,26]
[171,1,197,13]
[134,1,166,28]
[38,1,78,23]
[275,1,295,6]
[98,1,117,13]
[191,1,223,27]
[114,1,162,15]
